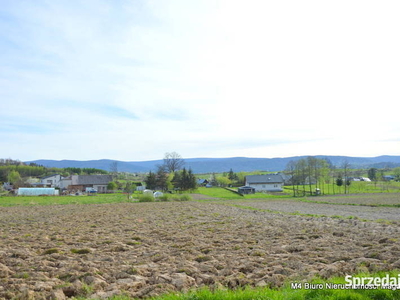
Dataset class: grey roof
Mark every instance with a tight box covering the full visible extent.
[197,179,208,184]
[238,186,255,190]
[73,175,113,185]
[246,174,283,184]
[41,174,60,179]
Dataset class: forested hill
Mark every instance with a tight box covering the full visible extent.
[26,155,400,174]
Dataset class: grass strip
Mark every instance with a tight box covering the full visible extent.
[77,271,400,300]
[0,193,131,207]
[295,198,400,208]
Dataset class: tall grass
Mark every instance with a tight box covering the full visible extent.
[156,194,192,202]
[137,194,155,202]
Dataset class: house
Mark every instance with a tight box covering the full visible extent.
[245,174,284,192]
[276,172,293,185]
[197,179,209,186]
[62,175,113,193]
[3,182,13,191]
[38,174,62,188]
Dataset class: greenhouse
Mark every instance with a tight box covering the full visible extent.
[17,188,59,196]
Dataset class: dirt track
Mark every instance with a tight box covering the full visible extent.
[229,199,400,221]
[1,201,400,299]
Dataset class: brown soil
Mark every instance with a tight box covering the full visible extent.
[230,199,400,221]
[0,201,399,299]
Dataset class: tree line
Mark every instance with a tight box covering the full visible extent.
[0,158,109,187]
[284,157,400,196]
[285,157,347,196]
[144,168,197,191]
[143,152,197,192]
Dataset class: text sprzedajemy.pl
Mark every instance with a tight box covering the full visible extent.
[290,274,400,290]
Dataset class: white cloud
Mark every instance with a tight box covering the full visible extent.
[1,0,399,161]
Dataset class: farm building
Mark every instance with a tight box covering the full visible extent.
[197,179,209,186]
[35,174,62,188]
[245,174,284,192]
[277,172,293,185]
[63,175,113,193]
[17,188,59,196]
[3,182,13,191]
[238,186,255,194]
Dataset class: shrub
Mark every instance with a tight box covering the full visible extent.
[70,248,91,254]
[158,194,171,201]
[177,194,192,201]
[138,194,155,202]
[169,194,192,201]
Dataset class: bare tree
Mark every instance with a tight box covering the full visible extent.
[285,160,297,197]
[342,160,351,194]
[163,152,185,173]
[110,161,118,178]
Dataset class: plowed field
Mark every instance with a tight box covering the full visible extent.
[1,197,400,299]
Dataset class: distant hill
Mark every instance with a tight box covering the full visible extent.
[26,155,400,174]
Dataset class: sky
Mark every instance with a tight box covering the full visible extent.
[1,0,399,162]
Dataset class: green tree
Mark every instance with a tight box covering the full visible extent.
[107,181,118,191]
[336,177,343,187]
[393,167,400,182]
[368,168,377,181]
[145,171,157,190]
[166,172,175,191]
[228,169,238,181]
[187,168,196,191]
[156,165,168,191]
[216,176,231,187]
[209,173,217,186]
[124,181,136,200]
[236,172,246,186]
[285,160,297,197]
[8,170,21,185]
[115,180,123,190]
[172,171,182,191]
[172,168,196,191]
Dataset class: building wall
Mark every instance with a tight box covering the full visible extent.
[40,174,61,188]
[94,185,107,192]
[246,182,283,192]
[68,185,85,192]
[59,179,72,190]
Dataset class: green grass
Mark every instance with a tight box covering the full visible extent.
[156,194,193,202]
[76,271,400,300]
[195,187,244,199]
[0,193,131,207]
[297,197,400,208]
[284,181,400,196]
[196,187,290,200]
[0,191,194,207]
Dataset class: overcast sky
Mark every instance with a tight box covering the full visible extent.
[1,0,399,162]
